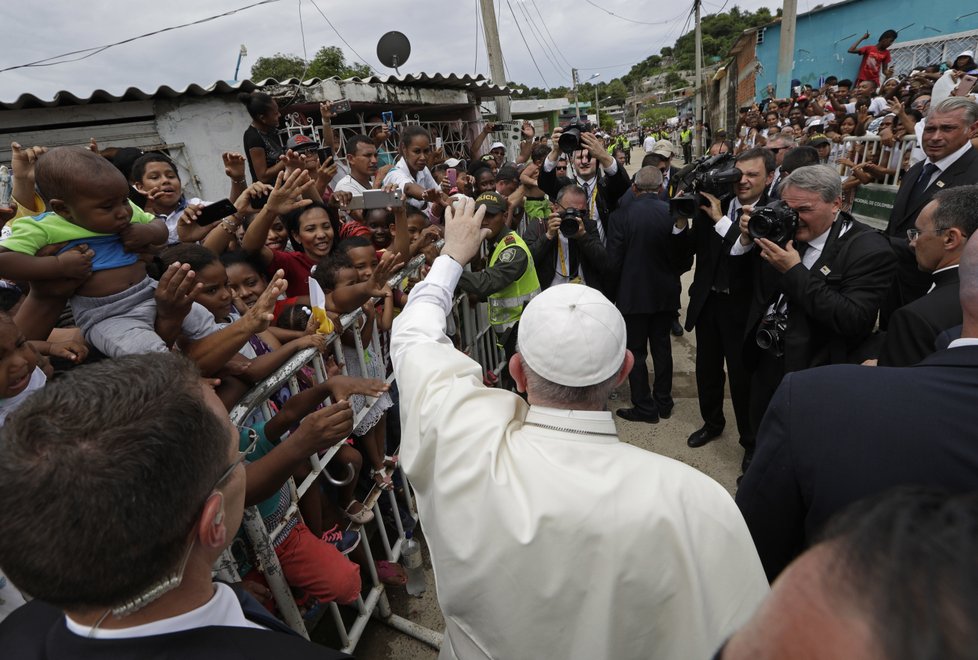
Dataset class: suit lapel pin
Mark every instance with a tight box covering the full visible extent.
[820,265,832,276]
[936,180,946,188]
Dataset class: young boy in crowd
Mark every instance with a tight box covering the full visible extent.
[0,147,220,357]
[850,29,897,86]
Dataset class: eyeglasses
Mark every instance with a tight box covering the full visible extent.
[907,227,946,241]
[214,426,258,487]
[768,147,789,153]
[556,166,567,171]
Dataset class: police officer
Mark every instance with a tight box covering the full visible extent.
[458,191,541,385]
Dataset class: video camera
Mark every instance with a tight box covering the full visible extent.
[747,201,799,247]
[669,153,742,218]
[558,121,594,154]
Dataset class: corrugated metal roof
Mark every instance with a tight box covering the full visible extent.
[0,73,514,110]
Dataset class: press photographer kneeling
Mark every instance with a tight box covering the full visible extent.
[732,165,896,472]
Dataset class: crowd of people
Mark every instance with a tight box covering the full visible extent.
[0,34,977,658]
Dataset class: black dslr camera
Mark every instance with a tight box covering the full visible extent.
[756,311,788,356]
[669,154,742,218]
[559,208,586,237]
[748,201,800,247]
[558,121,594,154]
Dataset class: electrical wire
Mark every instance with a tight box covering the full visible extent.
[529,0,574,69]
[0,0,284,74]
[583,0,688,26]
[278,0,311,106]
[504,0,549,88]
[513,0,571,83]
[307,0,376,75]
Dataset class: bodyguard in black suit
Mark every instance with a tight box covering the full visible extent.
[674,148,775,452]
[607,167,691,422]
[736,165,896,468]
[538,127,630,245]
[737,341,978,581]
[881,97,978,327]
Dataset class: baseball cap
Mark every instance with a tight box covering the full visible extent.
[652,139,675,158]
[810,135,831,147]
[444,157,465,168]
[286,134,319,151]
[489,141,506,152]
[518,284,627,387]
[475,191,507,214]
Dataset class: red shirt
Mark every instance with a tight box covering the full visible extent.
[856,45,891,84]
[267,250,316,297]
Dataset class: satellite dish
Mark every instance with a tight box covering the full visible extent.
[377,31,411,75]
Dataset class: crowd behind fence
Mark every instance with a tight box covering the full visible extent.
[213,246,502,654]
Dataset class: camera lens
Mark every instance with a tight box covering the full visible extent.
[756,327,776,350]
[558,128,581,154]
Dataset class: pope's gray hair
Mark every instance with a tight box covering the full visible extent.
[521,360,618,409]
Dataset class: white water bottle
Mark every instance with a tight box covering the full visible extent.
[402,531,426,597]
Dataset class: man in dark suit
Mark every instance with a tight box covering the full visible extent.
[674,148,775,454]
[736,165,896,470]
[0,354,350,659]
[524,184,607,292]
[608,167,691,423]
[736,230,978,581]
[881,96,978,327]
[538,126,630,247]
[877,185,978,366]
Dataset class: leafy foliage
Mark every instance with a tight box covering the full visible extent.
[251,46,371,81]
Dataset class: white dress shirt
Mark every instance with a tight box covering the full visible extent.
[391,256,769,660]
[918,141,974,189]
[65,583,265,639]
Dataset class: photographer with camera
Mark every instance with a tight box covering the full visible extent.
[523,184,606,292]
[734,165,895,471]
[673,148,774,455]
[538,124,631,251]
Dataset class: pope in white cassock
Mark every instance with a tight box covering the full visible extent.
[391,197,769,660]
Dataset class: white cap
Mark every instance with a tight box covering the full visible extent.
[652,139,676,158]
[444,157,464,168]
[489,141,506,151]
[518,284,626,387]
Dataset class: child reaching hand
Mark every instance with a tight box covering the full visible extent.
[0,147,220,357]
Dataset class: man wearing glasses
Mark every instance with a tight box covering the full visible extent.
[0,353,352,658]
[883,98,978,328]
[875,186,978,366]
[764,134,796,201]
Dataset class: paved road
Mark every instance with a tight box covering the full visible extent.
[342,145,744,659]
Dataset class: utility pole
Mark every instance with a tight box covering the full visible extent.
[776,0,798,99]
[479,0,512,124]
[694,0,703,157]
[572,68,580,120]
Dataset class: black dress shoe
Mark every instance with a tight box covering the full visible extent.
[615,407,660,424]
[671,320,684,337]
[687,426,722,448]
[658,406,673,419]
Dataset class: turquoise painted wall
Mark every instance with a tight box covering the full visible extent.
[755,0,978,100]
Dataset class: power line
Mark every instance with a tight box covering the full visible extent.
[307,0,376,75]
[529,0,574,69]
[583,0,688,26]
[0,0,284,74]
[513,0,571,83]
[504,0,549,88]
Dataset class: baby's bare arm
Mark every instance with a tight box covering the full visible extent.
[0,245,92,281]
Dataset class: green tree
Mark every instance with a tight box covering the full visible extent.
[251,46,371,81]
[640,106,676,127]
[605,79,628,106]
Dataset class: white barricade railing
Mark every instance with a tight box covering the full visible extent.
[214,245,502,654]
[836,135,917,188]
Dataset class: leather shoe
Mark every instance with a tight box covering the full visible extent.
[671,320,684,337]
[687,426,722,448]
[658,406,673,419]
[615,407,659,424]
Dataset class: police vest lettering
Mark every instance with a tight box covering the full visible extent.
[487,232,541,331]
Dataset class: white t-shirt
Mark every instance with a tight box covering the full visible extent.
[643,135,656,152]
[333,174,370,195]
[382,158,438,209]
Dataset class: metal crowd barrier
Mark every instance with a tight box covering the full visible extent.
[213,247,504,654]
[836,134,917,187]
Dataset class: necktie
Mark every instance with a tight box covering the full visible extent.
[910,162,940,203]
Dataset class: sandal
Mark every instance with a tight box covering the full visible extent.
[375,560,407,586]
[343,500,375,524]
[371,467,394,491]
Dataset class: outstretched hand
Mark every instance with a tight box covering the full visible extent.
[243,269,287,334]
[441,196,489,265]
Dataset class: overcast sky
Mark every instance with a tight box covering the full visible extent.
[1,0,820,103]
